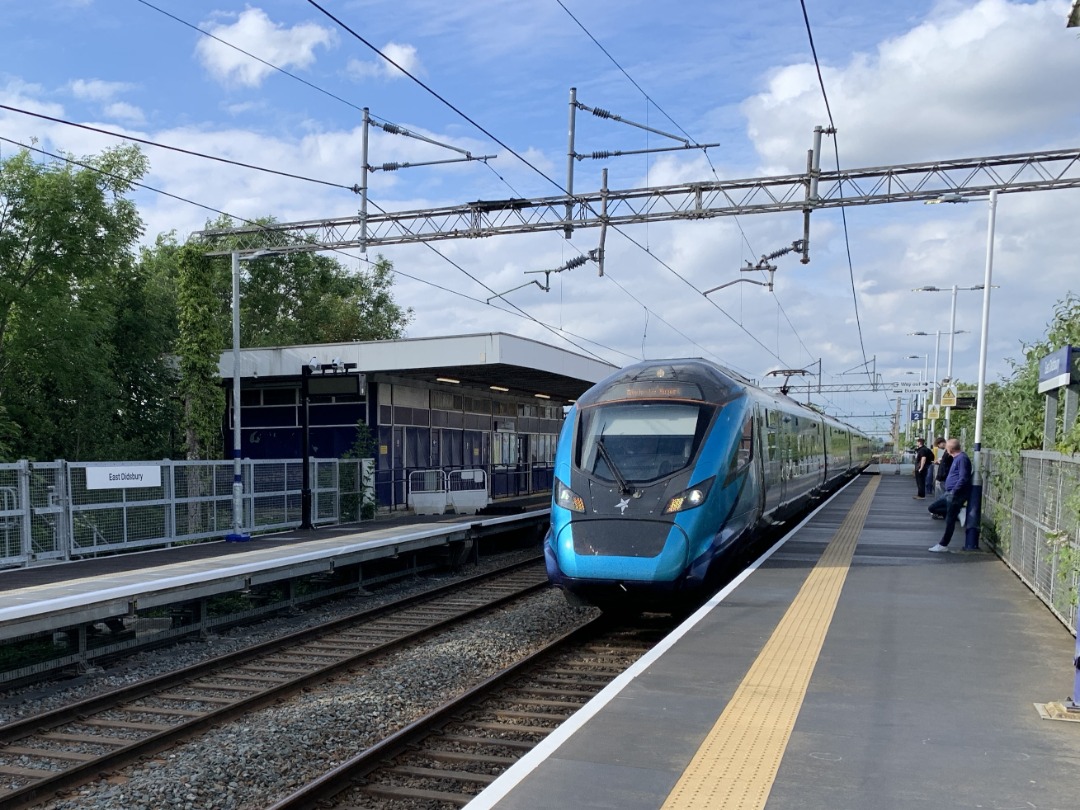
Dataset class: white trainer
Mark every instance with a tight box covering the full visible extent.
[928,544,949,553]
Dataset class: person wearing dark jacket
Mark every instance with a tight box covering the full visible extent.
[929,438,972,552]
[933,436,952,496]
[913,437,933,499]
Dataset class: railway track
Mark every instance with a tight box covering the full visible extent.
[0,558,547,809]
[268,614,675,809]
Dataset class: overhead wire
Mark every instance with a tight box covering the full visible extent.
[555,0,818,368]
[1,133,627,365]
[303,0,796,371]
[133,0,725,367]
[798,1,874,382]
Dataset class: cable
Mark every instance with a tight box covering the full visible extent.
[304,0,800,364]
[558,0,817,372]
[798,0,874,390]
[0,104,357,192]
[134,0,368,115]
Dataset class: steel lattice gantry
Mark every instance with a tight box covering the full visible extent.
[195,147,1080,253]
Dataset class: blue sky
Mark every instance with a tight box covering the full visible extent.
[3,0,1080,439]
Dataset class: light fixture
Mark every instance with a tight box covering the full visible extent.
[436,377,460,384]
[534,393,551,399]
[490,385,509,392]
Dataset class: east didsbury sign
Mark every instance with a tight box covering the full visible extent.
[1037,346,1080,394]
[85,465,163,490]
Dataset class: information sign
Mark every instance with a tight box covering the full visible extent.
[85,465,162,490]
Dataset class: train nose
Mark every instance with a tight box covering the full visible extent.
[555,519,690,581]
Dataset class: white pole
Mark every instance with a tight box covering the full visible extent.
[228,251,249,541]
[967,189,997,550]
[945,285,959,440]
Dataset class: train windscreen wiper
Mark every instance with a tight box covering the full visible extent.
[595,438,635,497]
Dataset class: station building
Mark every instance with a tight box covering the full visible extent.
[219,332,616,509]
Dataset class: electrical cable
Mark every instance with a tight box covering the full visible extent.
[304,0,794,370]
[556,0,816,372]
[0,104,357,192]
[798,0,885,414]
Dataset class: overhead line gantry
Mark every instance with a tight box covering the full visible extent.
[196,143,1080,256]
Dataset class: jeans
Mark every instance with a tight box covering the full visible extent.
[939,489,970,547]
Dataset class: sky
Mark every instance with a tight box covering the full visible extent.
[2,0,1080,440]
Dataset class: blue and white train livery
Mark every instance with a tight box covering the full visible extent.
[545,358,872,610]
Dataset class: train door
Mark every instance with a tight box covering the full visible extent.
[763,408,784,515]
[392,426,405,506]
[516,434,530,494]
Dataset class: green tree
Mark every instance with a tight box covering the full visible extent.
[0,145,160,460]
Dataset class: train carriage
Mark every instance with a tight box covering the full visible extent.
[545,358,871,611]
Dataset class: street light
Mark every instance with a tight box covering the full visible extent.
[226,248,273,542]
[921,190,1000,550]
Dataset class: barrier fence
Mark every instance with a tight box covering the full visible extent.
[0,458,373,568]
[983,450,1080,633]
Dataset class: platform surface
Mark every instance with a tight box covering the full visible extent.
[468,473,1080,810]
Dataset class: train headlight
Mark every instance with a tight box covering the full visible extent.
[663,477,714,514]
[555,478,586,513]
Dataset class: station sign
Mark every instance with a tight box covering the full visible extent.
[1037,346,1080,394]
[85,465,162,490]
[911,409,923,421]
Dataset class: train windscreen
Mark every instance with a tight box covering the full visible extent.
[576,401,712,483]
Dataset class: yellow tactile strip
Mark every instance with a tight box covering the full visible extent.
[661,475,879,810]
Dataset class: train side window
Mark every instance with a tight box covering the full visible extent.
[727,416,754,481]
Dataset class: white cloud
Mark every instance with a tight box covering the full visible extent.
[346,42,423,81]
[196,8,337,88]
[70,79,134,102]
[742,0,1080,173]
[103,101,145,125]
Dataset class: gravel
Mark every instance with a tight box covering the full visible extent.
[2,550,598,809]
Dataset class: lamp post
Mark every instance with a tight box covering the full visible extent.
[227,250,250,542]
[907,354,929,441]
[226,249,273,542]
[921,190,1000,550]
[968,189,999,550]
[913,285,988,439]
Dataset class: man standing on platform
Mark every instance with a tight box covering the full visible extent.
[929,438,972,553]
[913,437,933,500]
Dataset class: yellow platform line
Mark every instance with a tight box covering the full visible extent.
[661,475,879,810]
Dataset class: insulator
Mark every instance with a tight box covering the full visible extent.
[592,107,612,119]
[565,255,589,270]
[589,151,613,160]
[380,163,403,171]
[381,123,403,134]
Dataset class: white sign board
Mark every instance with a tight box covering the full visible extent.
[86,465,162,490]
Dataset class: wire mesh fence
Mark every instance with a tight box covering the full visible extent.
[0,457,375,568]
[984,450,1080,631]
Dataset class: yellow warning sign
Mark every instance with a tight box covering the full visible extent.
[928,405,940,420]
[941,384,957,407]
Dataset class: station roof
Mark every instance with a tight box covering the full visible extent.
[220,332,617,403]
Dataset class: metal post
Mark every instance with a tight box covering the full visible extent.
[226,251,249,542]
[966,189,997,551]
[359,107,370,252]
[564,87,577,239]
[945,285,959,440]
[301,365,313,531]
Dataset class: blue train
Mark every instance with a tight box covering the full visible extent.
[544,358,872,611]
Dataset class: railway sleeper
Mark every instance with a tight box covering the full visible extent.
[387,765,496,785]
[423,749,517,766]
[362,782,473,806]
[435,734,534,751]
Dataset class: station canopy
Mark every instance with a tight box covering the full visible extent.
[220,332,617,403]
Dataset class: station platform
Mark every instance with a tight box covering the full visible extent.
[467,473,1080,810]
[0,505,548,644]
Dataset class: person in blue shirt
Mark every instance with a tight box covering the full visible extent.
[928,438,972,553]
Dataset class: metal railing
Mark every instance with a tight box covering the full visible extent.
[0,458,373,568]
[983,450,1080,632]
